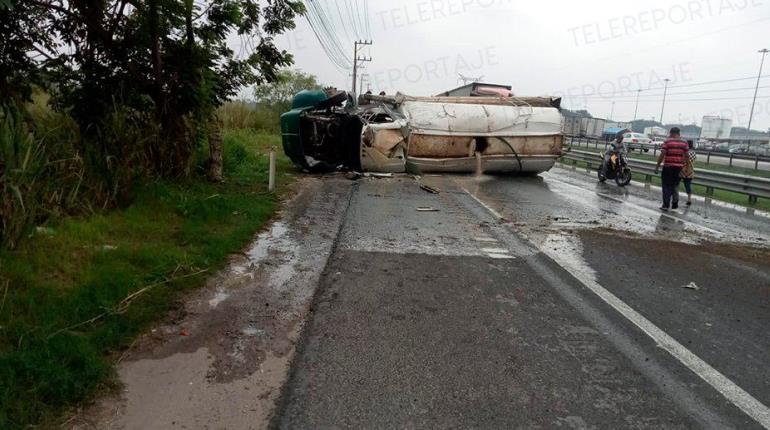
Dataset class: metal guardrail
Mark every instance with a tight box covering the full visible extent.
[565,136,770,170]
[560,148,770,204]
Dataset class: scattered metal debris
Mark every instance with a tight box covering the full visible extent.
[682,282,700,290]
[419,183,440,194]
[345,171,363,180]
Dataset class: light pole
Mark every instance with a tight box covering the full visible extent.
[658,78,670,125]
[632,89,641,123]
[745,48,769,148]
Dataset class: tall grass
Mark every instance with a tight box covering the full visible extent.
[0,129,291,428]
[218,101,281,133]
[0,101,166,249]
[0,107,84,248]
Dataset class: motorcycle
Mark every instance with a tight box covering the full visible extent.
[597,145,632,186]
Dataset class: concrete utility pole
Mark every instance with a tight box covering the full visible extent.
[745,48,769,147]
[609,101,615,120]
[359,73,369,95]
[351,40,372,95]
[658,78,670,125]
[632,89,641,123]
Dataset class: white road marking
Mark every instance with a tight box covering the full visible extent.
[486,253,515,259]
[462,187,770,429]
[481,247,509,253]
[474,237,499,242]
[548,176,725,237]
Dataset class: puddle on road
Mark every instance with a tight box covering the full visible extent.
[229,221,292,276]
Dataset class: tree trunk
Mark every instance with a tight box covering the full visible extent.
[207,114,224,182]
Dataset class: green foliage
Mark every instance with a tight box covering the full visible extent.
[1,0,304,174]
[217,68,321,134]
[253,69,322,113]
[218,101,281,133]
[0,130,292,429]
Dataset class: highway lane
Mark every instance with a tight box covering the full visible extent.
[273,169,770,429]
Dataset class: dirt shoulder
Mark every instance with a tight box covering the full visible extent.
[68,177,353,430]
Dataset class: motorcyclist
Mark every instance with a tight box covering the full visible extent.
[600,129,628,179]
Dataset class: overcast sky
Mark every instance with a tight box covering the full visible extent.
[263,0,770,130]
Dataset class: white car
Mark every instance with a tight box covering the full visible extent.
[621,132,652,152]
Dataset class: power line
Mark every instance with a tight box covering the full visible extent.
[656,74,770,90]
[303,0,371,73]
[571,95,770,103]
[573,82,770,100]
[304,1,351,70]
[638,85,770,97]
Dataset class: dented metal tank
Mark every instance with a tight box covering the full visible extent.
[281,90,563,175]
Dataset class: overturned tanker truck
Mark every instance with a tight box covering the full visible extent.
[280,87,563,174]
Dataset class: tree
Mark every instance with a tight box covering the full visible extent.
[1,0,305,178]
[0,1,59,104]
[253,69,322,112]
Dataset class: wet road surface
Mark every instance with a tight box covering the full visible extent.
[76,167,770,429]
[274,168,770,429]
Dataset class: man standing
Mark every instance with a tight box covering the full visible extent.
[654,127,689,211]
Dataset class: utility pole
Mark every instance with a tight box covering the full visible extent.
[609,101,615,120]
[632,89,641,123]
[352,40,372,95]
[658,78,670,125]
[359,72,369,95]
[745,48,768,148]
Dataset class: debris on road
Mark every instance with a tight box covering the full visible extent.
[416,207,439,212]
[345,171,363,180]
[682,282,700,290]
[419,183,440,194]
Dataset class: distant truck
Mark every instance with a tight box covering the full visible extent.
[644,126,667,138]
[580,117,606,139]
[700,115,732,140]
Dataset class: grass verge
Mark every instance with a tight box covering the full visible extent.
[557,158,770,212]
[0,130,294,429]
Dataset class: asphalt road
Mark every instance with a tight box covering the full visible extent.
[77,168,770,429]
[272,169,770,429]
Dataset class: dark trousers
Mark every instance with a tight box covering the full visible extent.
[661,166,682,207]
[682,178,692,195]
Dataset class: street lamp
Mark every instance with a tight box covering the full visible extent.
[745,48,769,148]
[632,89,641,123]
[658,78,670,125]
